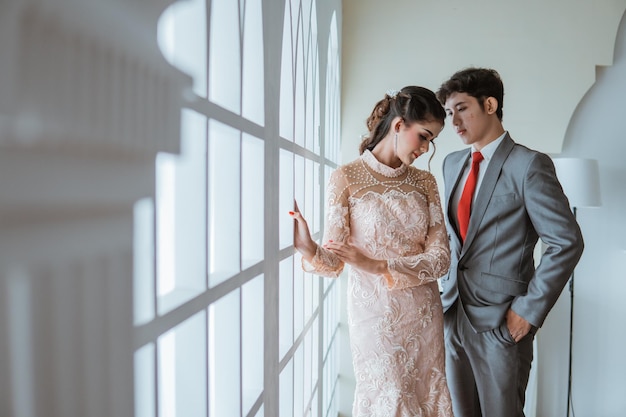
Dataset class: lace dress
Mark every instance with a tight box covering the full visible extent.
[304,150,453,417]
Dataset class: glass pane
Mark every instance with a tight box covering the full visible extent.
[156,153,176,297]
[279,359,293,417]
[293,253,304,339]
[242,0,265,126]
[209,290,241,417]
[158,330,176,417]
[322,280,339,416]
[303,159,314,236]
[279,257,294,360]
[307,1,320,155]
[157,0,207,97]
[209,0,241,113]
[301,0,311,39]
[208,120,241,286]
[158,311,207,417]
[323,282,339,355]
[242,134,264,269]
[134,343,155,417]
[306,275,319,326]
[156,109,207,315]
[294,43,305,147]
[325,12,340,163]
[295,155,306,229]
[279,149,294,250]
[309,390,318,417]
[279,2,294,140]
[310,316,319,393]
[242,274,264,414]
[293,343,304,416]
[304,272,313,325]
[312,273,319,318]
[311,73,321,157]
[312,161,320,237]
[303,321,313,405]
[175,109,207,295]
[305,58,314,152]
[133,198,155,326]
[323,339,339,417]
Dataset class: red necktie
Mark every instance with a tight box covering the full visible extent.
[458,151,484,242]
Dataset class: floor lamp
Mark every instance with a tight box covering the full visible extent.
[552,158,601,417]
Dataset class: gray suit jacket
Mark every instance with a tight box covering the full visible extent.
[440,134,584,332]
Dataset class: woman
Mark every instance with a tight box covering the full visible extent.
[290,86,453,417]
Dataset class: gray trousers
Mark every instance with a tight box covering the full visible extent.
[444,301,535,417]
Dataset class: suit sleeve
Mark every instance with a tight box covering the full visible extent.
[385,175,451,290]
[511,153,584,327]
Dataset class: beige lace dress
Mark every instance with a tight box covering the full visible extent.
[304,150,453,417]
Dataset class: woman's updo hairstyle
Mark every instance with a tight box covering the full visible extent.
[359,86,446,155]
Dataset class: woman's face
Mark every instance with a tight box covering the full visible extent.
[396,119,442,166]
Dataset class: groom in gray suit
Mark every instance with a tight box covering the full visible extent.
[436,68,584,417]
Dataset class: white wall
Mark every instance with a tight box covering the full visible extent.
[340,1,626,416]
[539,11,626,416]
[342,0,626,165]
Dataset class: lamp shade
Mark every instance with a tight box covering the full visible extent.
[552,158,602,208]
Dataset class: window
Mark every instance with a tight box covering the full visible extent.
[133,1,341,416]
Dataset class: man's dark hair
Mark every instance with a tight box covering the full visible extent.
[437,67,504,121]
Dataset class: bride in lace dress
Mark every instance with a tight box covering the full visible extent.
[290,87,454,417]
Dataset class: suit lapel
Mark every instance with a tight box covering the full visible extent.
[462,134,515,250]
[446,150,471,245]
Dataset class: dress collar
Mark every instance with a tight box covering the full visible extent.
[361,150,407,178]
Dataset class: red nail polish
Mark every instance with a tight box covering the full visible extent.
[288,211,295,215]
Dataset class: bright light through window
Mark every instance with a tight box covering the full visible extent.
[135,2,341,417]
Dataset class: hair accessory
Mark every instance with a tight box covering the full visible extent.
[386,89,400,99]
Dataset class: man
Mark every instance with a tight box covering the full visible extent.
[436,67,584,417]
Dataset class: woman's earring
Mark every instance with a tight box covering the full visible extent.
[394,133,398,157]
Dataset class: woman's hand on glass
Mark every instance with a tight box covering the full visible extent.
[289,201,317,262]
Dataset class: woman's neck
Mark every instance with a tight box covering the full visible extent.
[371,133,402,168]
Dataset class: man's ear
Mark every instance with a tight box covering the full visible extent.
[484,97,499,115]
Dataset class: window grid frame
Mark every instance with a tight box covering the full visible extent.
[133,2,341,417]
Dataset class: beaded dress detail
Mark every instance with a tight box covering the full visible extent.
[303,150,453,416]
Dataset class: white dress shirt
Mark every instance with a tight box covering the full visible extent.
[451,131,507,215]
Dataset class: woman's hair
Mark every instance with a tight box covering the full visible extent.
[436,67,504,121]
[359,86,446,160]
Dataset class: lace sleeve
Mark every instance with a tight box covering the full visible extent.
[301,168,350,278]
[385,178,451,290]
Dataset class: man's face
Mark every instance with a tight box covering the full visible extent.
[444,92,493,148]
